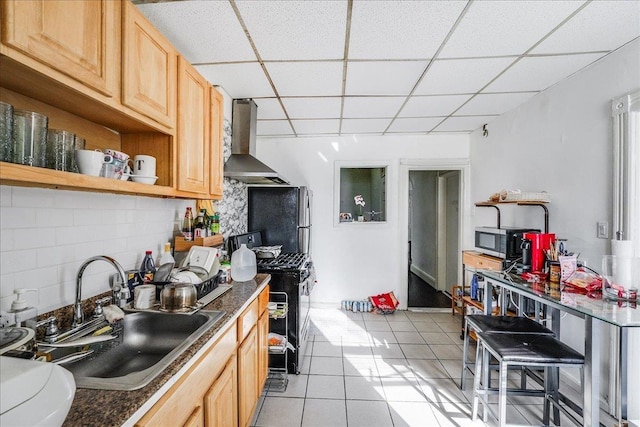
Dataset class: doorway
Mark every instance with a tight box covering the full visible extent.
[406,169,461,308]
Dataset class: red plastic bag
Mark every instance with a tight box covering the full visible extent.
[563,268,602,294]
[369,291,399,313]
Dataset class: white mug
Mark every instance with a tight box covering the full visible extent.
[133,155,156,177]
[134,284,156,309]
[76,149,109,177]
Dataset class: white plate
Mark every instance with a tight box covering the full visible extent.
[183,246,219,275]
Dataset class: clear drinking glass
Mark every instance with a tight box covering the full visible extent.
[45,129,75,171]
[0,101,13,162]
[12,109,48,167]
[71,136,86,173]
[602,255,640,299]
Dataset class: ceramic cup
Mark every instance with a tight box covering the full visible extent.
[104,148,129,163]
[134,284,156,309]
[132,154,156,177]
[76,149,109,176]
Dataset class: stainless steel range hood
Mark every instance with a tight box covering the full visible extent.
[224,99,289,185]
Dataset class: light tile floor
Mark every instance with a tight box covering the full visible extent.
[251,308,613,427]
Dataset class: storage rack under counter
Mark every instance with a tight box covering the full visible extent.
[266,291,289,392]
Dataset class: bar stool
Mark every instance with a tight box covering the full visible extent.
[472,332,584,427]
[461,315,555,390]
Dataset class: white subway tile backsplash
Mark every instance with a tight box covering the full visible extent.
[13,227,56,250]
[1,249,38,275]
[36,208,74,228]
[0,228,14,252]
[0,185,187,314]
[12,187,57,208]
[1,207,37,229]
[0,186,12,206]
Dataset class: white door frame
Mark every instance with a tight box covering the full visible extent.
[397,159,471,310]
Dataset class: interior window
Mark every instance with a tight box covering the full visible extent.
[338,167,387,222]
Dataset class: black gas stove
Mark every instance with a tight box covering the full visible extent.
[257,253,310,274]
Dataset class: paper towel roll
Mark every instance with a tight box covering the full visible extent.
[611,239,635,257]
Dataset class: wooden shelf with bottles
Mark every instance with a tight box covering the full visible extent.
[174,235,224,252]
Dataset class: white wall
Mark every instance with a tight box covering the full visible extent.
[256,134,469,307]
[469,39,640,419]
[0,185,191,314]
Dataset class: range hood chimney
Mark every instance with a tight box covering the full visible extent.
[224,99,289,185]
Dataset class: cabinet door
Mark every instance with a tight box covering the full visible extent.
[258,311,269,391]
[209,86,224,198]
[1,0,118,97]
[237,326,259,427]
[183,406,204,427]
[122,0,177,128]
[177,56,210,194]
[204,355,238,427]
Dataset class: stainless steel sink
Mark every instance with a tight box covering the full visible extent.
[47,310,225,390]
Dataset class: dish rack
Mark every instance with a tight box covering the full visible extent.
[265,291,289,392]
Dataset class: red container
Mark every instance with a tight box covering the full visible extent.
[523,232,556,272]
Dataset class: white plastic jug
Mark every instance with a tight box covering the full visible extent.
[231,244,257,282]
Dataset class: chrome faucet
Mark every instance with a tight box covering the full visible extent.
[73,255,126,328]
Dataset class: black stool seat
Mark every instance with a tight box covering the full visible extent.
[466,315,554,335]
[478,333,584,365]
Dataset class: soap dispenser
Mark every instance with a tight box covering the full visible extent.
[10,288,38,327]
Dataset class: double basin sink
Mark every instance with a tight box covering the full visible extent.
[44,310,225,391]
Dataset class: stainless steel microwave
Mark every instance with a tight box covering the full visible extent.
[475,227,539,260]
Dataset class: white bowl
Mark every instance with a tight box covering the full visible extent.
[131,175,158,185]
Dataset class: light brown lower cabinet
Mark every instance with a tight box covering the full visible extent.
[183,406,204,427]
[135,323,237,427]
[137,285,270,427]
[205,355,238,427]
[238,326,259,427]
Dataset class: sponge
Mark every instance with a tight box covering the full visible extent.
[102,305,125,324]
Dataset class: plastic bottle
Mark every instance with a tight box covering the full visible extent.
[230,244,256,282]
[182,207,194,241]
[139,250,156,282]
[159,242,175,265]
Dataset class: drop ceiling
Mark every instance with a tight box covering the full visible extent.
[135,0,640,137]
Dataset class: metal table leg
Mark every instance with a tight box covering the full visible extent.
[584,317,601,427]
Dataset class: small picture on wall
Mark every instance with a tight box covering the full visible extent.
[339,212,353,222]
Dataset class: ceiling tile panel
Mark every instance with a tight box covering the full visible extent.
[235,0,347,60]
[414,57,515,95]
[456,92,538,116]
[345,61,428,96]
[486,53,605,92]
[292,119,341,135]
[349,1,467,59]
[387,117,443,133]
[341,118,392,134]
[281,97,342,119]
[399,95,472,117]
[253,98,287,120]
[266,62,343,97]
[137,2,255,63]
[343,97,406,118]
[257,120,295,136]
[197,63,274,98]
[532,1,640,54]
[439,1,584,58]
[433,115,498,132]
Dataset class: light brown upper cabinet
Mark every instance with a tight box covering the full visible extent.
[122,0,177,129]
[209,87,224,199]
[177,57,210,195]
[1,0,119,98]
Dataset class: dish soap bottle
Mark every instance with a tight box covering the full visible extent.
[159,242,175,265]
[230,244,256,282]
[139,250,156,282]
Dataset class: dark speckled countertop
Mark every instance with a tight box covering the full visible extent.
[61,274,270,427]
